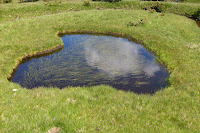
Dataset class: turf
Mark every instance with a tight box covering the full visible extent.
[0,1,200,133]
[0,1,199,23]
[185,0,200,3]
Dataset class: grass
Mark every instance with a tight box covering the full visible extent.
[0,1,200,133]
[185,0,200,3]
[0,0,200,23]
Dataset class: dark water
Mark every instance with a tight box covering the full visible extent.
[11,34,169,94]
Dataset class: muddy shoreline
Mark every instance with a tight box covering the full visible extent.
[196,20,200,27]
[7,44,63,81]
[8,30,171,82]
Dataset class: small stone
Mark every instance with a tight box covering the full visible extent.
[48,127,61,133]
[12,89,18,92]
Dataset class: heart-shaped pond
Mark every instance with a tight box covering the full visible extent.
[11,34,169,94]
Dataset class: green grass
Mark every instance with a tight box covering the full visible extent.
[185,0,200,3]
[0,0,199,23]
[0,1,200,133]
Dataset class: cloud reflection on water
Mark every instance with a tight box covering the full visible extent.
[84,37,160,77]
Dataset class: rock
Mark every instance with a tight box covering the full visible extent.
[12,89,18,92]
[48,127,61,133]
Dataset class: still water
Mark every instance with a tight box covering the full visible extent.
[11,34,169,94]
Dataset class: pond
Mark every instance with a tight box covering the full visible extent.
[11,34,169,94]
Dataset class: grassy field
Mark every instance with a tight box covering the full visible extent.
[1,0,200,24]
[185,0,200,3]
[0,1,200,133]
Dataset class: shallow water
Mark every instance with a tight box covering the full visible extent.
[11,34,169,94]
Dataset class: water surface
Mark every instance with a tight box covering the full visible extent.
[11,34,169,94]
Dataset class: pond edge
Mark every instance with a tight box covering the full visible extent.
[7,30,171,85]
[7,44,64,81]
[57,30,171,72]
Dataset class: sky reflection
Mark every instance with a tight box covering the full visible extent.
[84,37,160,77]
